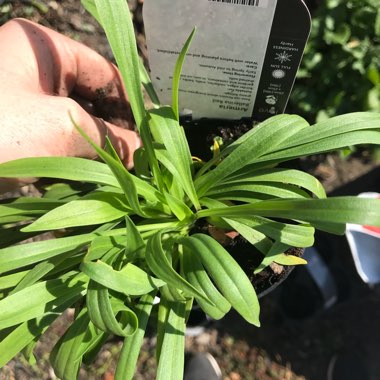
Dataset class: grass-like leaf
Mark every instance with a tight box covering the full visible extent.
[81,260,165,296]
[219,168,326,199]
[156,301,187,380]
[172,28,196,120]
[224,217,315,248]
[198,197,380,230]
[0,157,120,187]
[50,309,91,380]
[180,234,260,326]
[149,107,199,209]
[146,231,212,303]
[0,273,87,329]
[81,0,160,107]
[0,233,98,274]
[195,114,309,196]
[86,281,138,337]
[0,198,65,221]
[94,0,146,128]
[115,292,156,380]
[22,192,130,232]
[208,182,311,200]
[182,248,231,320]
[0,300,74,368]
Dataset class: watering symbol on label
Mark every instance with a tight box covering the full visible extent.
[275,51,292,64]
[272,69,286,79]
[265,95,277,105]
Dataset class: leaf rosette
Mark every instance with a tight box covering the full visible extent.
[0,1,379,379]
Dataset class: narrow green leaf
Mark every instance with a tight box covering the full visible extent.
[224,217,315,248]
[50,309,90,380]
[156,297,171,361]
[0,273,87,329]
[195,114,309,196]
[208,182,311,200]
[275,112,380,151]
[0,157,120,187]
[254,241,291,274]
[23,192,129,232]
[139,58,161,107]
[149,107,199,209]
[182,248,231,320]
[115,292,156,380]
[139,116,165,193]
[72,118,146,216]
[94,0,146,128]
[0,271,29,291]
[125,216,146,259]
[81,0,99,22]
[156,301,186,380]
[80,260,165,296]
[198,197,380,229]
[164,192,194,221]
[180,234,260,326]
[0,234,95,274]
[81,0,160,107]
[86,281,138,337]
[273,253,307,266]
[0,156,160,203]
[10,254,69,294]
[86,235,125,262]
[220,168,326,199]
[145,231,211,303]
[260,131,380,163]
[0,301,74,368]
[248,113,380,166]
[172,28,196,120]
[0,198,65,218]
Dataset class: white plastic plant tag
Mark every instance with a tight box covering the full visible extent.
[143,0,311,121]
[346,192,380,285]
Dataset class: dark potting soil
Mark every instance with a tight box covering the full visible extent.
[183,117,252,161]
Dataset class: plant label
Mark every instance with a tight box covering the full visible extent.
[143,0,311,121]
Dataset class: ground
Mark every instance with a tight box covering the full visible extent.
[0,1,380,380]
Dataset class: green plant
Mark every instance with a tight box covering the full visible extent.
[0,1,380,379]
[290,0,380,123]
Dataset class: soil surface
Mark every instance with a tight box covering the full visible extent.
[1,1,380,380]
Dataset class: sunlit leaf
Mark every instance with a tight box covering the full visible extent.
[86,280,138,337]
[81,260,165,296]
[180,234,260,326]
[23,192,130,232]
[0,273,87,329]
[115,292,156,380]
[156,301,186,380]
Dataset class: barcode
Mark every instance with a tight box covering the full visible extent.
[208,0,264,7]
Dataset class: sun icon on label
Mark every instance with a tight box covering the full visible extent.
[272,69,286,79]
[275,51,292,63]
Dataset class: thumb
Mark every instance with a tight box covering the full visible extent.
[102,120,142,170]
[66,98,141,169]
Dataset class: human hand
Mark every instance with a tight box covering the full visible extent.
[0,18,141,192]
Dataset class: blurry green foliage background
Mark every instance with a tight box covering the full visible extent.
[290,0,380,123]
